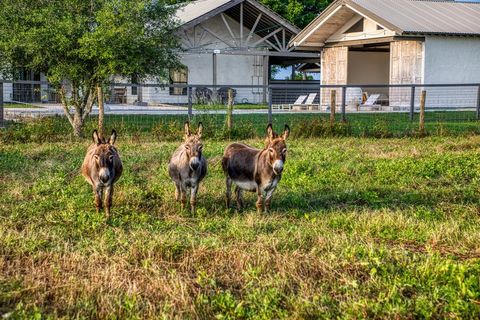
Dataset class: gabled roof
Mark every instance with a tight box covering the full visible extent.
[175,0,300,34]
[292,0,480,47]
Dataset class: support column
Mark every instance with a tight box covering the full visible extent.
[262,55,269,104]
[213,53,217,87]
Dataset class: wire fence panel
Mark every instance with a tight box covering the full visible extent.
[1,80,479,138]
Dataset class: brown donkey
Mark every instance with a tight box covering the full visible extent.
[168,122,207,213]
[222,124,290,212]
[82,130,123,217]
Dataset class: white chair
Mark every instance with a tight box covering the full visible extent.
[289,95,307,110]
[304,93,318,110]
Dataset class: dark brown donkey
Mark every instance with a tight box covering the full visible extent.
[222,124,290,212]
[168,122,207,213]
[82,130,123,217]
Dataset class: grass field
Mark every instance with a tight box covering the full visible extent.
[1,129,480,318]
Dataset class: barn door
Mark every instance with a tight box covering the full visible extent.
[390,41,424,106]
[321,46,348,106]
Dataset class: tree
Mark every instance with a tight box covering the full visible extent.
[0,0,181,137]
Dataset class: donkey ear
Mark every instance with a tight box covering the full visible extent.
[283,124,290,140]
[184,121,191,137]
[266,123,274,141]
[92,130,101,145]
[196,122,203,138]
[108,129,117,145]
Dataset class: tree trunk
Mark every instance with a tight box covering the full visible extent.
[97,84,105,138]
[73,113,84,138]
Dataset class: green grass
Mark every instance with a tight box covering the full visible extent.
[1,111,480,144]
[1,133,480,318]
[3,102,43,109]
[193,103,268,110]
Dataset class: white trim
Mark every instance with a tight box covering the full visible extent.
[293,5,344,47]
[344,4,392,33]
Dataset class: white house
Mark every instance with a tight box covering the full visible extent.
[290,0,480,108]
[119,0,319,105]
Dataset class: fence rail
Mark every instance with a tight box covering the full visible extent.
[1,81,480,135]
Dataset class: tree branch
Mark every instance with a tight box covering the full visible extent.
[59,85,74,127]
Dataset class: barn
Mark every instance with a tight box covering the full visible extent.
[119,0,319,106]
[290,0,480,108]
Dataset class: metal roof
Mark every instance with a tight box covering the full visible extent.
[350,0,480,35]
[175,0,300,35]
[291,0,480,47]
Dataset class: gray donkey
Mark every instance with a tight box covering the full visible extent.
[168,122,207,213]
[82,129,123,217]
[222,124,289,213]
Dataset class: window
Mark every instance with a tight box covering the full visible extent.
[345,18,364,33]
[169,68,188,96]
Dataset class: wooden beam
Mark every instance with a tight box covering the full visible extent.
[240,2,244,47]
[265,39,282,52]
[273,33,283,51]
[183,30,194,48]
[221,13,238,47]
[245,12,262,45]
[252,27,283,48]
[199,24,235,48]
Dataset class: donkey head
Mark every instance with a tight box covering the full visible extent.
[265,123,290,175]
[92,129,118,185]
[183,122,204,171]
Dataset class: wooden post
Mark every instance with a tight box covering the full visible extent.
[341,86,346,122]
[226,88,233,130]
[419,90,426,136]
[97,84,105,137]
[330,90,336,127]
[0,81,3,127]
[187,86,193,121]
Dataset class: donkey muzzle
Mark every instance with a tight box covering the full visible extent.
[99,168,111,184]
[190,157,200,171]
[273,160,284,175]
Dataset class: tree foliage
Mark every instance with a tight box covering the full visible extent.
[166,0,333,28]
[0,0,181,137]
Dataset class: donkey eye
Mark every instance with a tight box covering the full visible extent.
[198,145,203,151]
[94,155,99,161]
[109,155,114,161]
[185,145,190,150]
[269,148,274,153]
[282,148,287,154]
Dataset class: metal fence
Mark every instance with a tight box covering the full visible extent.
[2,80,480,136]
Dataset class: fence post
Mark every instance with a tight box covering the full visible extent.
[409,85,416,121]
[341,86,346,122]
[226,88,233,130]
[476,86,480,121]
[268,87,272,124]
[330,90,336,127]
[0,81,3,127]
[187,86,193,121]
[419,90,426,136]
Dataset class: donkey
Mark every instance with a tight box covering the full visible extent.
[82,129,123,217]
[168,122,207,213]
[222,123,290,213]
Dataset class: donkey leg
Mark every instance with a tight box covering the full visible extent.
[225,177,232,209]
[256,188,264,213]
[264,189,275,213]
[104,184,114,218]
[190,184,199,214]
[174,182,181,201]
[235,187,244,210]
[180,186,187,210]
[94,185,103,213]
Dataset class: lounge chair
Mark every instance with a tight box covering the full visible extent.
[288,95,307,110]
[292,93,318,110]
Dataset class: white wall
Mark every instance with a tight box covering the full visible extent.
[347,51,390,85]
[424,36,480,84]
[424,36,480,108]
